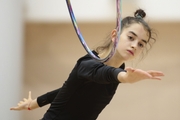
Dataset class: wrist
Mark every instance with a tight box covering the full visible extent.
[27,101,32,110]
[118,72,127,83]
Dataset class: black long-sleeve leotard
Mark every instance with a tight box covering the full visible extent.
[37,51,125,120]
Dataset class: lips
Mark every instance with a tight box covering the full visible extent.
[127,50,134,56]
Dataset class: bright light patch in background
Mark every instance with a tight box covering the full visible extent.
[25,0,180,22]
[25,0,116,22]
[138,0,180,22]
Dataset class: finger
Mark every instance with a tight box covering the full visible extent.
[142,73,152,79]
[28,91,32,100]
[19,101,24,104]
[135,69,152,78]
[147,71,164,76]
[10,107,16,110]
[150,77,162,80]
[23,98,28,102]
[10,107,15,110]
[18,103,21,106]
[10,107,20,110]
[149,72,164,76]
[148,73,164,78]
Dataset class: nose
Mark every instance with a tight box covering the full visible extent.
[131,41,138,50]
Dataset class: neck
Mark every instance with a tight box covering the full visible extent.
[99,51,124,68]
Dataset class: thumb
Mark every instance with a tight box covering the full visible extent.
[125,67,134,72]
[28,91,32,100]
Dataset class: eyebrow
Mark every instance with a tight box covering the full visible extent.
[129,31,147,44]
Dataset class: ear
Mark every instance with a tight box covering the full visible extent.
[111,29,117,42]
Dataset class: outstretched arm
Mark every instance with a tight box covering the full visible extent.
[10,88,61,111]
[118,67,164,83]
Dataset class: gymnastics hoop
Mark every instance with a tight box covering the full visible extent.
[66,0,121,62]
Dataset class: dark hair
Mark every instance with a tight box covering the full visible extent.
[95,9,157,59]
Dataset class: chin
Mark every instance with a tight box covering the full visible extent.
[123,56,135,61]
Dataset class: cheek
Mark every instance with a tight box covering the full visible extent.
[116,41,125,50]
[117,36,128,47]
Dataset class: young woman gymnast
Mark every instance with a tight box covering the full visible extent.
[10,9,164,120]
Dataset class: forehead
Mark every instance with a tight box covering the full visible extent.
[123,23,149,40]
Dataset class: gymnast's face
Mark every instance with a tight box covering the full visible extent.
[112,23,149,61]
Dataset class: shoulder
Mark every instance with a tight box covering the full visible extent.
[77,55,103,70]
[76,51,101,66]
[76,51,125,70]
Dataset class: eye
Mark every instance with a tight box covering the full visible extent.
[128,36,134,41]
[138,43,144,48]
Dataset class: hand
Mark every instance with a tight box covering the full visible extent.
[10,91,32,111]
[119,67,164,83]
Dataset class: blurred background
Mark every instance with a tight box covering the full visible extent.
[1,0,180,120]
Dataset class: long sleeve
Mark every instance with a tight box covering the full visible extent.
[37,88,61,107]
[77,59,125,84]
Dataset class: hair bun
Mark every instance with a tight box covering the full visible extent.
[134,9,146,19]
